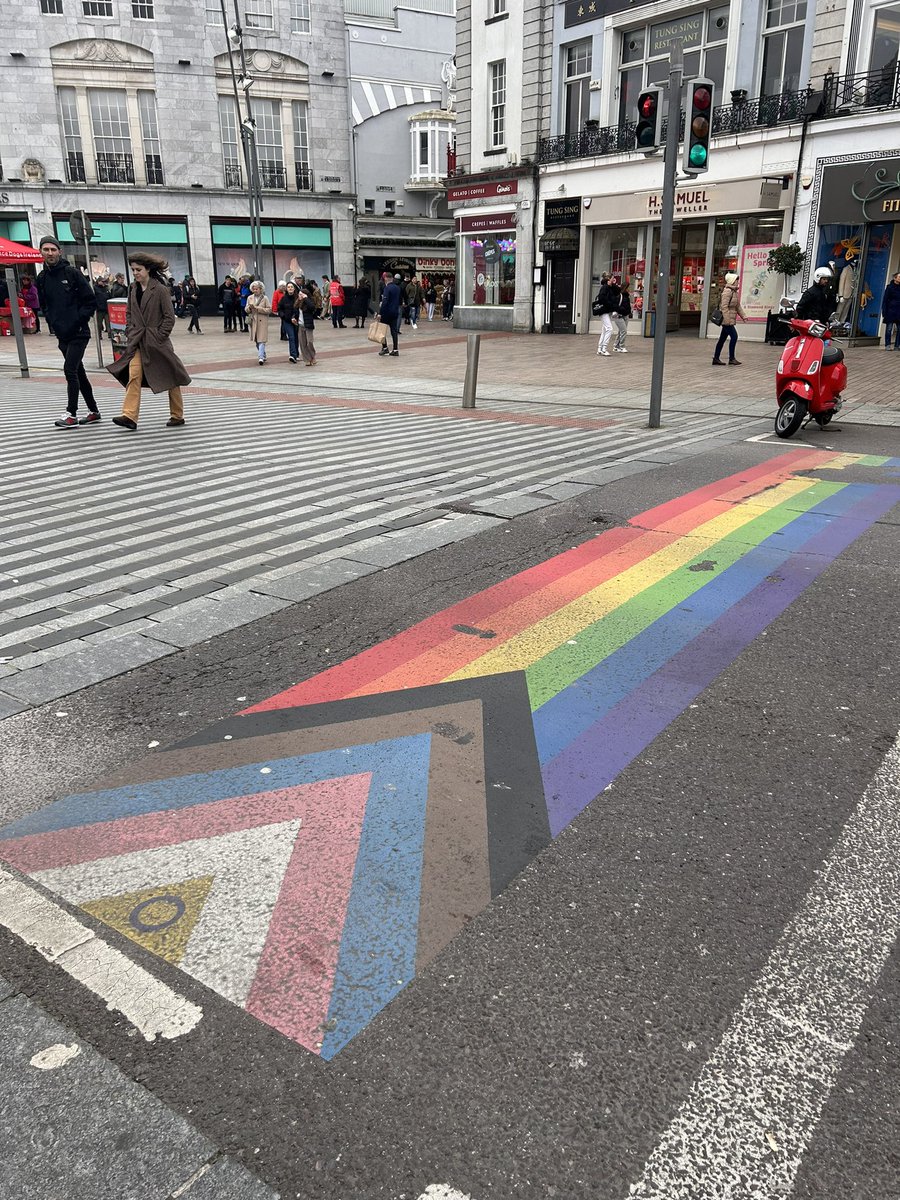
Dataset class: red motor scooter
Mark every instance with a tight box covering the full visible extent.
[774,317,847,438]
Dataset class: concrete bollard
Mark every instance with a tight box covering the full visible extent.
[462,332,481,409]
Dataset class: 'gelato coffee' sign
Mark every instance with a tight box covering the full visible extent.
[448,180,519,203]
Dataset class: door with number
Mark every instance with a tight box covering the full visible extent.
[549,256,576,333]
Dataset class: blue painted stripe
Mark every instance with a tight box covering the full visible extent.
[320,734,432,1060]
[0,737,430,841]
[532,484,878,765]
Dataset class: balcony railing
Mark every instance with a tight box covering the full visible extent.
[65,151,86,184]
[295,163,313,191]
[224,161,242,189]
[145,153,164,185]
[258,164,286,189]
[538,65,900,165]
[96,152,135,184]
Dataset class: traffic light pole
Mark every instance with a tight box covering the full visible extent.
[648,40,682,430]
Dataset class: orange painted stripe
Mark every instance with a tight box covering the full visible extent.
[246,448,830,713]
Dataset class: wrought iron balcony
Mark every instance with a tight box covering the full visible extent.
[259,165,287,190]
[295,163,313,191]
[538,66,900,165]
[65,151,86,184]
[224,162,243,189]
[96,152,135,184]
[145,154,164,185]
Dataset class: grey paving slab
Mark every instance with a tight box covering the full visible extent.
[179,1156,280,1199]
[247,557,381,602]
[0,635,177,706]
[0,691,29,719]
[0,975,15,1002]
[0,994,213,1200]
[531,482,596,500]
[471,494,557,518]
[565,460,656,485]
[345,514,505,568]
[143,592,290,650]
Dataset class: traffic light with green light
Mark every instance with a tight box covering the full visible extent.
[682,78,714,175]
[634,86,663,154]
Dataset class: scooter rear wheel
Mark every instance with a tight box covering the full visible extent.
[815,412,834,428]
[775,396,808,438]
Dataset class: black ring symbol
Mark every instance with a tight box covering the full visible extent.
[128,894,186,933]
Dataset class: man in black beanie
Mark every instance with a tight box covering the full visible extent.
[36,234,101,428]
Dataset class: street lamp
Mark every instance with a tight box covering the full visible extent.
[219,0,264,278]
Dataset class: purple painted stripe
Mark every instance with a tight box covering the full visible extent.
[543,483,900,835]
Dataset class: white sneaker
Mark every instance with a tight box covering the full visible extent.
[598,349,611,356]
[615,347,628,353]
[412,323,418,329]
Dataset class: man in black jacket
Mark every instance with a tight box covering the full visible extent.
[36,236,100,428]
[795,266,834,323]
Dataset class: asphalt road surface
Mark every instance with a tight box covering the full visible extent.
[2,421,900,1200]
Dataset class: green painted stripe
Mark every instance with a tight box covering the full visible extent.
[524,480,846,710]
[856,455,890,467]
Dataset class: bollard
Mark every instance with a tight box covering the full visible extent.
[462,332,481,409]
[4,268,30,378]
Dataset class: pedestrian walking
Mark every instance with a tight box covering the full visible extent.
[613,278,631,353]
[297,285,318,366]
[442,278,455,320]
[352,277,371,328]
[329,275,346,327]
[36,235,101,428]
[278,280,301,362]
[245,280,270,365]
[238,276,251,332]
[320,275,332,319]
[405,275,424,328]
[711,271,746,366]
[183,276,202,334]
[219,275,238,331]
[271,280,287,340]
[108,252,191,430]
[93,275,111,335]
[377,273,403,357]
[424,281,437,321]
[595,274,622,357]
[19,274,41,333]
[881,271,900,350]
[109,271,128,299]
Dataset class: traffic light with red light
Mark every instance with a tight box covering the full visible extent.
[682,78,714,175]
[634,86,663,153]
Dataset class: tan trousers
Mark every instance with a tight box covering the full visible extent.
[122,349,184,423]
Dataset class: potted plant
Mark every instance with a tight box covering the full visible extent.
[768,242,806,303]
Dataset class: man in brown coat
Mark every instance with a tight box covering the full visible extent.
[108,251,191,429]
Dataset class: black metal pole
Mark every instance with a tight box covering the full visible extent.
[648,40,683,430]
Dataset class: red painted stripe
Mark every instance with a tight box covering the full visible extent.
[1,778,370,874]
[247,451,824,713]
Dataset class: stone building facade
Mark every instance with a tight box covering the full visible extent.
[0,0,354,299]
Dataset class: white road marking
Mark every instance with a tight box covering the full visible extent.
[417,1188,475,1200]
[30,1042,81,1070]
[626,729,900,1199]
[0,866,202,1042]
[745,432,816,447]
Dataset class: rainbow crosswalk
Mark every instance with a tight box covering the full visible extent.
[2,448,899,1058]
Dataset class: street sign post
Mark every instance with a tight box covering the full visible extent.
[71,209,105,369]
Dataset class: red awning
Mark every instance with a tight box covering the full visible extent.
[0,237,44,266]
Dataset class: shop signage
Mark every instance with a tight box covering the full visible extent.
[448,180,518,203]
[483,237,500,264]
[457,211,516,234]
[538,226,580,256]
[584,178,788,226]
[647,188,711,216]
[819,158,900,224]
[416,256,456,271]
[738,243,783,323]
[564,0,632,27]
[650,14,704,56]
[0,194,10,205]
[544,197,582,228]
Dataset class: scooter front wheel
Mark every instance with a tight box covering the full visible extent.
[775,396,808,438]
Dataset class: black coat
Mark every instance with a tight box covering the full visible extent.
[352,283,371,318]
[37,257,96,341]
[795,284,832,322]
[594,282,621,315]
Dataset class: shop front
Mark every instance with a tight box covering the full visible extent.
[361,254,456,311]
[53,215,191,283]
[811,155,900,345]
[539,197,582,334]
[580,177,790,339]
[0,211,32,245]
[210,219,332,293]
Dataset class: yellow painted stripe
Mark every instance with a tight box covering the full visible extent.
[447,476,820,681]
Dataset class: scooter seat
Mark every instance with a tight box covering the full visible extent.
[822,344,844,366]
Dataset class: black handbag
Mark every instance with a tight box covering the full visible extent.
[592,300,603,316]
[709,307,724,326]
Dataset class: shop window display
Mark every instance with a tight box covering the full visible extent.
[465,235,516,306]
[590,227,641,313]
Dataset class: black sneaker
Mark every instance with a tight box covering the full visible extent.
[166,418,186,427]
[112,415,137,430]
[378,347,389,356]
[728,359,742,366]
[78,411,102,425]
[389,349,399,356]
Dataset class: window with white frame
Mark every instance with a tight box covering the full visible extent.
[89,88,135,183]
[292,100,311,189]
[245,0,274,30]
[760,0,807,95]
[82,0,113,14]
[618,5,728,124]
[40,0,64,12]
[869,4,900,77]
[409,116,454,181]
[490,0,507,15]
[563,40,591,135]
[205,0,220,22]
[132,0,154,16]
[489,59,506,148]
[251,97,285,187]
[218,95,242,188]
[57,86,85,182]
[290,0,310,34]
[138,90,164,183]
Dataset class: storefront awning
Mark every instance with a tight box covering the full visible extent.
[538,226,580,255]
